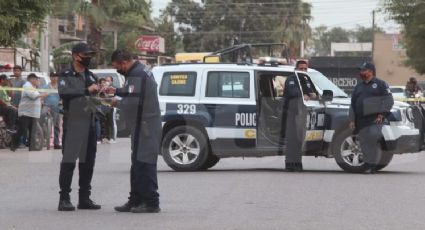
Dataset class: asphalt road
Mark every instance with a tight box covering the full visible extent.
[1,138,425,230]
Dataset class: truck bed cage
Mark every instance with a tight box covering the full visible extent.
[204,43,289,64]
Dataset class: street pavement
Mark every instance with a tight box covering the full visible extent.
[1,138,425,230]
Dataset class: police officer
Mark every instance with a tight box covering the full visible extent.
[282,60,317,172]
[349,62,394,174]
[107,49,161,213]
[57,43,101,211]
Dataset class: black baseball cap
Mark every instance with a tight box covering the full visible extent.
[71,43,95,54]
[359,62,376,72]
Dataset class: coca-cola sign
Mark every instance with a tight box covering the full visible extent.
[135,35,165,53]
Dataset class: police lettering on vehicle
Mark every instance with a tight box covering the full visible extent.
[235,113,256,127]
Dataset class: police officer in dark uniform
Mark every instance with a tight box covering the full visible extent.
[106,49,161,213]
[349,62,394,174]
[57,43,101,211]
[282,60,317,172]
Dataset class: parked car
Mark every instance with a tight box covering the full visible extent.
[3,71,50,86]
[152,63,423,172]
[390,86,406,99]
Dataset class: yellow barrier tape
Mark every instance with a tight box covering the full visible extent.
[0,87,58,93]
[0,87,114,107]
[394,97,425,102]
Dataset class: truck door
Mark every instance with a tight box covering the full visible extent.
[199,69,257,155]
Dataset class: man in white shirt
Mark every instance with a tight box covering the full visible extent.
[11,73,48,151]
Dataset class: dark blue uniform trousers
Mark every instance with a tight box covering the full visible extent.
[358,124,383,165]
[129,153,159,207]
[59,118,97,201]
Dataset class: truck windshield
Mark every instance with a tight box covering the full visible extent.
[308,71,348,98]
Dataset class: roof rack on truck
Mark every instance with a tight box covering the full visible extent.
[203,43,289,65]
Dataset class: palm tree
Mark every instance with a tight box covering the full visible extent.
[51,0,153,66]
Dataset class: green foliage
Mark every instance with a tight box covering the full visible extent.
[0,0,51,46]
[155,15,181,56]
[51,0,153,66]
[164,0,312,57]
[311,26,382,56]
[384,0,425,74]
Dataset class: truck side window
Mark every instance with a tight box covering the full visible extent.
[206,71,250,98]
[159,72,197,96]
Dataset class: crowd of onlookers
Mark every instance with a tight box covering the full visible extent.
[0,65,117,151]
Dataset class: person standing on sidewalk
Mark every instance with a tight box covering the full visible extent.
[42,72,62,149]
[57,43,101,211]
[11,73,48,151]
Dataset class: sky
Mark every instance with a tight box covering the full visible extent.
[151,0,399,32]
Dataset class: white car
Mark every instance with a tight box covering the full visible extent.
[3,71,50,86]
[390,86,406,99]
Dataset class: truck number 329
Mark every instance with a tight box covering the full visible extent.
[177,104,196,114]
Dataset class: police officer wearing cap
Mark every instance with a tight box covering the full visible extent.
[105,49,161,213]
[282,60,317,172]
[349,62,394,174]
[57,43,101,211]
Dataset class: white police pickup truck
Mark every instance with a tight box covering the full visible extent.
[152,63,423,172]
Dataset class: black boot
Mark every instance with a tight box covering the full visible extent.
[114,201,135,212]
[58,200,75,211]
[285,162,303,172]
[130,203,161,213]
[78,198,101,210]
[363,163,377,174]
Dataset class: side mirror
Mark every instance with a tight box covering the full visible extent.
[322,90,333,102]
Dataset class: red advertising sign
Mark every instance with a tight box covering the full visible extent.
[135,35,165,53]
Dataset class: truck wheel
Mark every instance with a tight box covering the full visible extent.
[30,122,44,151]
[162,126,210,171]
[0,128,8,149]
[375,152,394,171]
[333,129,368,173]
[200,154,220,170]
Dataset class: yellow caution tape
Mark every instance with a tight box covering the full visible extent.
[0,87,114,107]
[0,87,58,93]
[394,97,425,102]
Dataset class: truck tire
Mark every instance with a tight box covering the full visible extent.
[162,126,210,171]
[333,129,368,173]
[375,152,394,171]
[200,154,220,170]
[30,122,44,151]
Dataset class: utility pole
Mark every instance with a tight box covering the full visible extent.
[40,16,50,73]
[372,10,376,60]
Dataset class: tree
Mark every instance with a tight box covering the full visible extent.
[155,14,181,56]
[384,0,425,74]
[51,0,153,66]
[164,0,312,58]
[311,26,350,56]
[0,0,51,46]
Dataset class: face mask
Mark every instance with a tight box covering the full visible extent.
[78,55,92,68]
[116,65,126,75]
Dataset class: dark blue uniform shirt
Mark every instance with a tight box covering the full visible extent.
[349,77,394,130]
